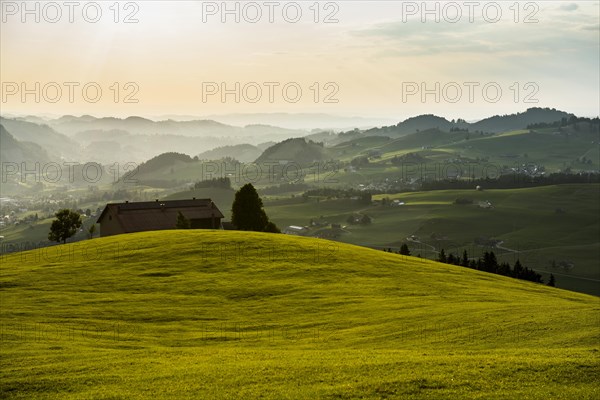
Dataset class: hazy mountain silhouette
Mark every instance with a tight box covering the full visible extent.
[0,124,51,164]
[0,117,80,160]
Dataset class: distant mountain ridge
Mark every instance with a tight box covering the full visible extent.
[0,115,312,164]
[49,115,236,137]
[0,108,589,168]
[39,115,308,141]
[353,108,575,140]
[172,113,397,130]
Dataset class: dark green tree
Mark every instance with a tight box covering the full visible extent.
[461,249,469,267]
[447,253,456,265]
[88,224,97,239]
[548,274,556,287]
[359,214,372,225]
[498,262,511,276]
[176,211,190,229]
[399,243,411,256]
[438,249,447,263]
[483,251,498,273]
[231,183,279,232]
[264,221,281,233]
[513,259,524,278]
[48,209,82,244]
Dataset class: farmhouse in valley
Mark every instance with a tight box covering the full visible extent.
[96,198,224,237]
[282,225,309,236]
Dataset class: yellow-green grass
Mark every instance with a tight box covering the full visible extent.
[1,230,599,399]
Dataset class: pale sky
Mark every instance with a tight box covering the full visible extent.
[1,1,599,121]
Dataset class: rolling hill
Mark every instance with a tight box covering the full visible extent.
[0,231,598,398]
[472,108,574,133]
[197,144,262,163]
[118,152,196,187]
[328,121,598,173]
[255,137,332,165]
[392,114,463,134]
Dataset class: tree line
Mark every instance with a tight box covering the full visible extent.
[420,172,599,191]
[194,177,233,190]
[527,116,599,130]
[385,245,556,287]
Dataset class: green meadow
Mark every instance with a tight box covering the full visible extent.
[1,231,598,399]
[265,184,600,296]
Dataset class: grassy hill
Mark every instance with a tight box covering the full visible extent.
[197,144,262,163]
[471,108,574,133]
[330,125,598,173]
[256,137,332,165]
[1,230,598,399]
[442,128,598,171]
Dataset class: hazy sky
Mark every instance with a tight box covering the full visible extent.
[1,1,599,121]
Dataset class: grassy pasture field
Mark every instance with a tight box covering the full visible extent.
[0,230,599,399]
[265,184,600,295]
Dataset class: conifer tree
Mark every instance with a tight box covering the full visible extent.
[399,243,411,256]
[438,249,447,263]
[231,183,279,232]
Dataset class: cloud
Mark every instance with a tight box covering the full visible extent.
[581,24,600,31]
[348,4,599,59]
[559,3,579,12]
